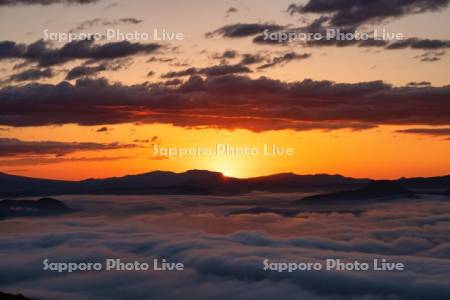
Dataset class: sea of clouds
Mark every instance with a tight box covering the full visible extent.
[0,192,449,300]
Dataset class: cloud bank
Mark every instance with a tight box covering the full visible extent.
[0,193,449,299]
[0,76,449,131]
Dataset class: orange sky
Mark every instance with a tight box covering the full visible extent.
[0,0,449,180]
[1,123,449,180]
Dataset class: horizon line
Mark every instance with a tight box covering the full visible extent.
[1,169,449,182]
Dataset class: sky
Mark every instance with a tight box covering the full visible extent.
[0,0,449,180]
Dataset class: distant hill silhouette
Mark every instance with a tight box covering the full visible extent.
[80,170,241,195]
[0,197,75,220]
[0,291,31,300]
[397,176,450,190]
[241,173,368,191]
[0,170,368,197]
[294,180,416,205]
[0,172,76,197]
[0,170,448,197]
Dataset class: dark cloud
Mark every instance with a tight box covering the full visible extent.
[240,14,448,51]
[287,0,450,27]
[161,67,198,78]
[304,35,450,51]
[253,22,449,51]
[71,17,143,32]
[0,138,135,156]
[147,57,176,63]
[200,64,252,76]
[387,38,450,50]
[226,7,238,14]
[118,18,142,24]
[252,16,330,45]
[421,56,440,62]
[315,37,450,50]
[407,81,431,87]
[0,0,100,5]
[96,126,109,132]
[133,137,158,144]
[206,23,285,38]
[66,64,107,80]
[257,52,311,69]
[240,53,266,65]
[8,67,54,81]
[0,156,130,166]
[164,78,183,86]
[413,51,446,62]
[0,39,161,66]
[161,64,251,78]
[225,7,238,17]
[0,76,449,131]
[65,59,128,80]
[396,127,450,136]
[214,50,239,60]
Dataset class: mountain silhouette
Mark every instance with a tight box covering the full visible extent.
[294,180,415,205]
[241,173,368,191]
[81,169,235,194]
[0,170,367,197]
[0,197,75,220]
[0,170,448,197]
[0,291,31,300]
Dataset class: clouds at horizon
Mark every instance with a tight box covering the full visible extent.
[396,127,450,137]
[161,64,252,78]
[0,155,131,166]
[0,76,448,132]
[0,138,135,156]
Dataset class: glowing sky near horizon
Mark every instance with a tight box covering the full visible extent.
[0,0,449,180]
